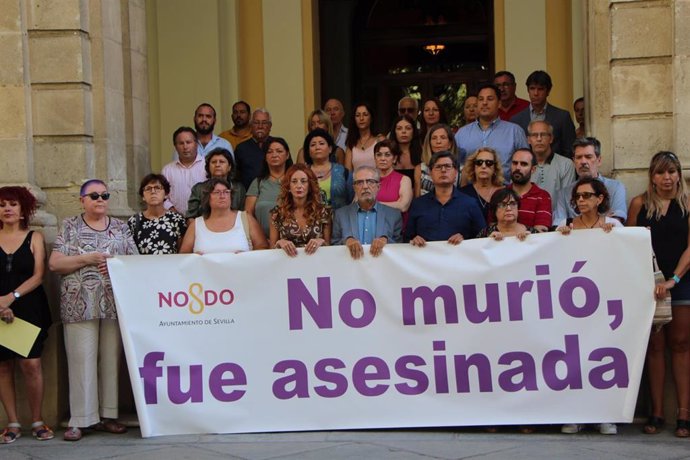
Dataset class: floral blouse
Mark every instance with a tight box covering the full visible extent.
[127,210,187,255]
[53,215,138,323]
[270,205,332,247]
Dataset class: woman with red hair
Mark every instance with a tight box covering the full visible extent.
[270,164,332,257]
[0,186,53,443]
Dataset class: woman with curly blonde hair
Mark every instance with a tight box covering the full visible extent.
[270,164,332,257]
[459,147,505,222]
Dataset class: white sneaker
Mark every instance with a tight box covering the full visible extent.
[561,424,582,434]
[598,423,617,435]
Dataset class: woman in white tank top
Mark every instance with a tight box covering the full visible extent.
[180,178,267,254]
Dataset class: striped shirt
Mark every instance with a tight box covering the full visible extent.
[508,183,552,228]
[161,155,207,216]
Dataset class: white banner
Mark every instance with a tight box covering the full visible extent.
[109,228,654,437]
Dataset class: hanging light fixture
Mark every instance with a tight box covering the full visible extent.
[423,44,445,56]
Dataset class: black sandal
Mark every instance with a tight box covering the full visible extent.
[643,416,664,434]
[676,419,690,438]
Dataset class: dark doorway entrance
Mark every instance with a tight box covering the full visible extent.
[319,0,494,132]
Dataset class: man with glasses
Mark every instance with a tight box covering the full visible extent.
[397,96,419,119]
[455,83,528,181]
[406,151,486,245]
[507,148,552,232]
[527,120,575,205]
[162,126,207,215]
[552,137,627,226]
[494,71,529,121]
[332,166,402,259]
[235,108,273,190]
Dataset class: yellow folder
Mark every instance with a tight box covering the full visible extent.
[0,318,41,357]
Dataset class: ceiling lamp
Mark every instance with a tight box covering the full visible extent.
[423,44,445,56]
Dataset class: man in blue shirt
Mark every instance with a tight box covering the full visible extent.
[405,151,486,245]
[172,103,234,161]
[332,166,402,259]
[455,84,528,181]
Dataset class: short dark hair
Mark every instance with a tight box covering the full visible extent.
[80,179,106,196]
[138,173,170,197]
[201,177,232,218]
[570,177,610,214]
[494,71,516,84]
[572,137,601,157]
[233,100,251,113]
[374,138,401,162]
[525,70,553,91]
[488,188,521,223]
[204,148,235,179]
[303,128,335,165]
[429,151,458,169]
[195,103,216,118]
[0,186,37,229]
[172,126,197,145]
[258,137,293,180]
[477,83,501,100]
[512,148,537,167]
[573,97,584,108]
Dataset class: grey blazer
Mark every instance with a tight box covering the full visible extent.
[511,103,576,159]
[331,202,402,245]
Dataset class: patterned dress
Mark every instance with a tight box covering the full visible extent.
[53,215,138,323]
[270,205,332,247]
[127,210,187,255]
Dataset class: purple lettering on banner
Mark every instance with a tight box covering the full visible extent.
[433,340,449,393]
[394,355,429,395]
[453,354,493,392]
[139,351,165,404]
[542,334,583,390]
[352,357,390,396]
[400,285,458,325]
[607,299,623,330]
[559,261,599,318]
[287,277,333,330]
[535,268,555,319]
[168,364,203,404]
[209,363,247,402]
[462,283,501,323]
[314,358,348,398]
[338,289,376,328]
[507,280,534,321]
[588,348,629,389]
[272,360,310,399]
[498,352,538,391]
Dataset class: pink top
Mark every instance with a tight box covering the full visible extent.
[351,143,376,170]
[377,170,408,230]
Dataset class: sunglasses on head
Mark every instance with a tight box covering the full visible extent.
[83,192,111,201]
[474,159,495,167]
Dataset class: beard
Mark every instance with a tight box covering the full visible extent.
[511,172,530,185]
[195,121,215,135]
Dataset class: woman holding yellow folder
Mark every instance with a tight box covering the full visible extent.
[0,186,53,443]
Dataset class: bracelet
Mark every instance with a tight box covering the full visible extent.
[673,274,681,284]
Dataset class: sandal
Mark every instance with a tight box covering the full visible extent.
[676,419,690,438]
[1,422,22,444]
[63,427,82,442]
[31,421,54,441]
[93,419,127,434]
[643,416,664,434]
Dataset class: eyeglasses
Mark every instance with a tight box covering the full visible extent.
[83,192,111,201]
[211,190,231,196]
[574,192,598,200]
[353,179,379,187]
[143,185,163,193]
[528,132,551,138]
[497,201,518,209]
[375,152,394,158]
[398,108,417,114]
[432,163,455,171]
[474,159,495,167]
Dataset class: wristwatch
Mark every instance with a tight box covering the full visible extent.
[12,291,20,299]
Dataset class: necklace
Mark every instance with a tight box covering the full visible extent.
[312,164,332,180]
[359,134,372,150]
[580,215,600,228]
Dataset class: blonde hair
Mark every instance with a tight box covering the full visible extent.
[421,124,457,166]
[644,151,689,220]
[307,109,334,138]
[463,147,504,186]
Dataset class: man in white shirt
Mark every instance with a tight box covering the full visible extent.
[162,126,208,215]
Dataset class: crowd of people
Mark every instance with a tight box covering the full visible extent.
[0,69,688,442]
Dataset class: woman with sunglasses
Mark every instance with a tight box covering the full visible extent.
[555,177,621,436]
[459,147,505,222]
[0,187,53,443]
[49,179,138,441]
[128,174,186,254]
[627,151,690,437]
